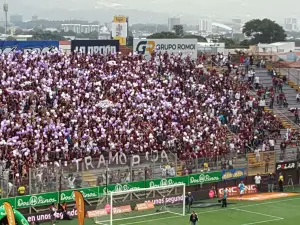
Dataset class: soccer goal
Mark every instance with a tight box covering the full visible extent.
[93,183,186,225]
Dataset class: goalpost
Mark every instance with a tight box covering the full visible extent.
[94,183,186,225]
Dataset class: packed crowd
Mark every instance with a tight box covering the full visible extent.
[0,50,284,188]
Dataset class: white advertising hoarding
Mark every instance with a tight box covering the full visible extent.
[112,22,128,38]
[133,39,197,59]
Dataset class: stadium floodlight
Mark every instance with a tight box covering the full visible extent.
[93,183,186,225]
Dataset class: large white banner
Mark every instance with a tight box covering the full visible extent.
[112,23,128,38]
[133,38,197,59]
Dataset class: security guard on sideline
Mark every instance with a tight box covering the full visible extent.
[17,185,26,195]
[278,173,284,192]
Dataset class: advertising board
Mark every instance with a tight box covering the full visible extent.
[112,15,127,46]
[71,40,119,54]
[0,41,58,54]
[133,39,198,59]
[217,184,257,198]
[1,171,221,209]
[26,208,78,223]
[221,168,246,180]
[247,151,275,176]
[276,161,298,171]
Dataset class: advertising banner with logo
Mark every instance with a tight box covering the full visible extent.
[27,208,78,223]
[0,41,59,54]
[276,161,298,171]
[60,187,99,202]
[133,39,198,59]
[217,184,257,198]
[71,40,119,54]
[222,168,246,181]
[247,151,276,176]
[112,16,127,46]
[1,171,221,209]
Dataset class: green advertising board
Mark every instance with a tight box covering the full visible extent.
[16,192,59,208]
[145,176,189,188]
[0,197,16,209]
[189,171,222,185]
[60,187,99,202]
[99,181,145,195]
[1,170,222,209]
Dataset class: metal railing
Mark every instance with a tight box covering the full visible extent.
[0,151,251,198]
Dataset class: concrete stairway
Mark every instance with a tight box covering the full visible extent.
[256,68,299,130]
[255,68,300,161]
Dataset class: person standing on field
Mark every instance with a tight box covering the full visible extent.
[222,188,227,208]
[254,173,262,192]
[186,192,194,213]
[278,173,284,192]
[189,211,198,225]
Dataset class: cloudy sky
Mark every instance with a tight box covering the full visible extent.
[5,0,300,24]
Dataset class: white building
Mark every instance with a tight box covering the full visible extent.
[168,17,180,31]
[284,18,298,31]
[199,19,212,33]
[61,24,100,34]
[61,24,81,33]
[257,42,295,53]
[197,42,225,54]
[98,25,111,40]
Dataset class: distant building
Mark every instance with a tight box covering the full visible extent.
[257,42,295,53]
[31,15,38,21]
[284,18,298,31]
[199,19,212,33]
[10,14,23,23]
[61,24,100,34]
[232,19,242,24]
[99,25,111,40]
[168,17,180,31]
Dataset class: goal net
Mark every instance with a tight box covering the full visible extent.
[93,183,186,225]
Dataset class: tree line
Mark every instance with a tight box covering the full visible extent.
[3,18,299,49]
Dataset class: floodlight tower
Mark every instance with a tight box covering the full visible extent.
[3,1,8,34]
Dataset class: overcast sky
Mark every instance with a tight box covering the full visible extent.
[5,0,300,24]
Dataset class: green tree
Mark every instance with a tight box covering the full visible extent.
[173,25,184,36]
[147,32,178,39]
[239,39,251,47]
[28,31,65,41]
[14,28,24,35]
[242,18,286,44]
[127,36,133,47]
[0,26,6,34]
[183,34,206,42]
[6,36,17,41]
[219,37,237,48]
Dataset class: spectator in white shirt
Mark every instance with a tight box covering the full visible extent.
[68,174,75,189]
[254,149,260,162]
[259,99,266,109]
[296,93,300,103]
[254,76,260,89]
[269,139,275,151]
[254,173,262,192]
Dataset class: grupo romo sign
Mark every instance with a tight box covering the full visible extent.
[217,184,257,198]
[0,41,59,54]
[26,208,78,223]
[133,39,198,59]
[71,40,119,54]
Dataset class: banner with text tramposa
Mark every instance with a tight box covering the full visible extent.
[133,38,197,59]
